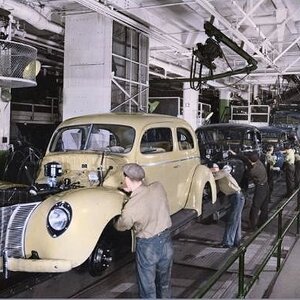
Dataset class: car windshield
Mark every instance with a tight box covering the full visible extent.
[199,128,254,145]
[261,130,286,140]
[49,124,135,153]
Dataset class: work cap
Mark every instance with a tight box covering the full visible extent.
[207,162,219,169]
[123,163,145,181]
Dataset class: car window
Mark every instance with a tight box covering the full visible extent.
[50,125,91,151]
[140,127,173,154]
[49,124,135,153]
[177,128,194,150]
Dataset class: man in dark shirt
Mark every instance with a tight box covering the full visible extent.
[229,151,269,231]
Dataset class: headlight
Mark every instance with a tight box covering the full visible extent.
[47,202,72,237]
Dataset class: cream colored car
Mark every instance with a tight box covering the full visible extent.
[0,113,216,277]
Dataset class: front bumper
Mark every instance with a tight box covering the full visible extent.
[1,256,72,275]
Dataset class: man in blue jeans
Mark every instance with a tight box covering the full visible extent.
[114,163,173,298]
[209,163,245,248]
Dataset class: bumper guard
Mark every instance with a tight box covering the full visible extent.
[1,255,72,278]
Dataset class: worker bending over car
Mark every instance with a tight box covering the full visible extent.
[209,163,245,248]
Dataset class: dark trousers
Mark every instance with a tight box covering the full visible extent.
[295,161,300,188]
[136,230,173,298]
[285,163,295,195]
[267,164,274,196]
[249,183,269,229]
[222,192,245,247]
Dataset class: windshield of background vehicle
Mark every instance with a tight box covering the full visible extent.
[49,124,135,153]
[199,128,258,146]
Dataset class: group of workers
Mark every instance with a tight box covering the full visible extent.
[265,132,300,197]
[112,135,300,298]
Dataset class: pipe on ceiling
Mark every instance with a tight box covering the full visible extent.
[0,0,64,35]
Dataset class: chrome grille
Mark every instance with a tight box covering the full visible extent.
[0,206,16,255]
[1,202,40,258]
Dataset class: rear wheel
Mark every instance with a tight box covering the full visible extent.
[199,182,215,223]
[200,182,229,224]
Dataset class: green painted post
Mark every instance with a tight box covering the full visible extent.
[238,248,245,298]
[276,210,283,272]
[0,150,8,179]
[297,190,300,235]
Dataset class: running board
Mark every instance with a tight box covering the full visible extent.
[170,209,198,236]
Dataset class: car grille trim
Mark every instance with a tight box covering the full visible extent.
[1,202,40,258]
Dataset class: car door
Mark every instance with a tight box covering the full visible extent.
[136,124,185,214]
[175,127,200,208]
[136,124,200,214]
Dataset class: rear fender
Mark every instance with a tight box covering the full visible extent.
[185,165,217,216]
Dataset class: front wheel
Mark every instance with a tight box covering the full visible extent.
[88,240,113,276]
[86,221,132,277]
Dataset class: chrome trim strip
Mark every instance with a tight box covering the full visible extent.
[140,155,200,167]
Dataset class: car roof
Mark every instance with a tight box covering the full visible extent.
[196,123,259,131]
[259,126,287,133]
[57,112,191,130]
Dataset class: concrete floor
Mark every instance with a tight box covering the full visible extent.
[268,237,300,298]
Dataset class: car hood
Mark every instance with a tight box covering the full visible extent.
[36,152,128,188]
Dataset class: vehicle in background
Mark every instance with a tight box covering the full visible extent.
[259,126,287,169]
[272,109,300,135]
[195,123,262,188]
[0,113,216,278]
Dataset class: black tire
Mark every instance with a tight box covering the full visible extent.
[87,239,113,277]
[86,221,131,277]
[199,182,215,223]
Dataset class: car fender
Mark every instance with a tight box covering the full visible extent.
[24,187,126,268]
[185,164,217,215]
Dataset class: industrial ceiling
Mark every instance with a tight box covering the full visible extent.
[2,0,300,91]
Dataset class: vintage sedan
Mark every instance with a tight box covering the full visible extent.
[0,113,216,277]
[259,126,287,169]
[259,126,287,150]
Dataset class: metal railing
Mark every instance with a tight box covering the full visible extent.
[193,188,300,298]
[11,97,60,124]
[148,97,182,117]
[148,97,212,127]
[230,105,270,127]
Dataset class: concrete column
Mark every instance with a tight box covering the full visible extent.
[183,82,199,129]
[0,97,10,150]
[63,13,113,120]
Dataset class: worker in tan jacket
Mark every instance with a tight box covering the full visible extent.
[114,163,173,298]
[282,143,295,196]
[209,163,245,248]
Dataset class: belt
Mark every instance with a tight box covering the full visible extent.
[155,228,170,237]
[228,190,241,196]
[137,228,170,240]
